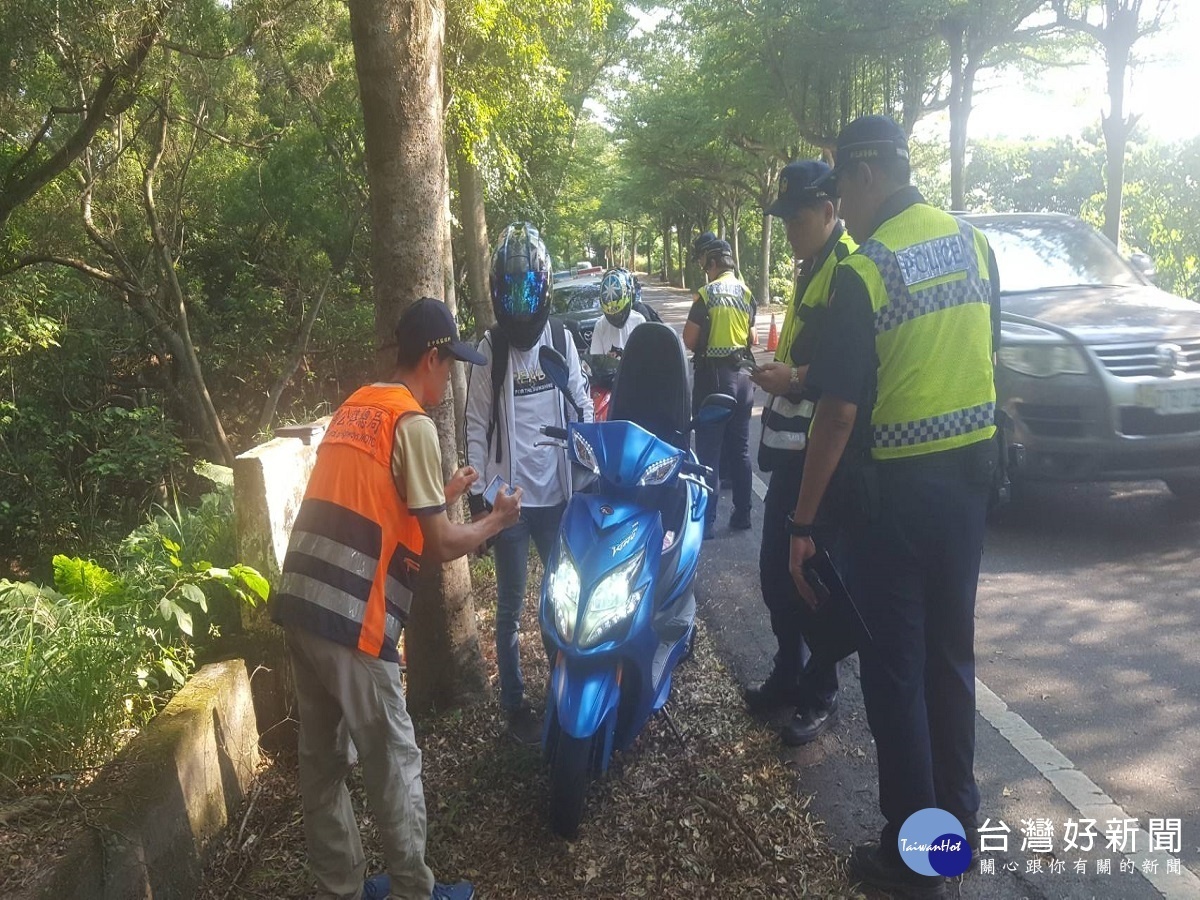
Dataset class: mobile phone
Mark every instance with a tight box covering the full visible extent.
[482,474,509,507]
[738,355,761,374]
[802,562,832,609]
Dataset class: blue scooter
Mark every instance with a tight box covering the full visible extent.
[536,322,734,837]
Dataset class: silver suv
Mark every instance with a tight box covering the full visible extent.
[965,213,1200,501]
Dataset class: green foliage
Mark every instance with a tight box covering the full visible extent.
[0,479,267,780]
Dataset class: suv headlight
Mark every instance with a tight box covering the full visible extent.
[547,550,580,642]
[578,551,645,648]
[998,343,1089,378]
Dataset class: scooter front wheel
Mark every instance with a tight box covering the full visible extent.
[549,730,594,838]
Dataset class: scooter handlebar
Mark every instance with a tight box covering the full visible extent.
[541,425,568,440]
[680,460,715,487]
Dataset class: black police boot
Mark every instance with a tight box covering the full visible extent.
[742,667,797,714]
[848,843,947,899]
[780,696,838,746]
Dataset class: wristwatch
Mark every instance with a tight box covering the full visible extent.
[785,513,814,538]
[789,366,801,387]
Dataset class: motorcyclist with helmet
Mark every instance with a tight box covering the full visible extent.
[464,222,593,745]
[591,267,646,357]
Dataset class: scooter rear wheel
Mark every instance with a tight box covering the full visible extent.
[549,730,594,838]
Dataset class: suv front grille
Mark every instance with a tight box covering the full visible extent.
[1016,403,1086,438]
[1118,407,1200,437]
[1093,339,1200,377]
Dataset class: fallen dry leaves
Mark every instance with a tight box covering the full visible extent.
[197,561,859,899]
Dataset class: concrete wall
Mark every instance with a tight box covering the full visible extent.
[232,418,328,589]
[229,421,331,747]
[30,661,260,900]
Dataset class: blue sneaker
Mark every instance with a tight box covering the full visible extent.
[362,873,391,899]
[431,881,475,900]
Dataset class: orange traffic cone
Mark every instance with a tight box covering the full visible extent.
[766,313,779,352]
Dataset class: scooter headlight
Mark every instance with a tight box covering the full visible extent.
[548,550,580,642]
[578,550,645,649]
[637,453,682,487]
[572,431,600,475]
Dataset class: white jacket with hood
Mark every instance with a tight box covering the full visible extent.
[465,321,593,508]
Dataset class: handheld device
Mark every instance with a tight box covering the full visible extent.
[737,354,761,374]
[801,560,832,608]
[482,474,509,507]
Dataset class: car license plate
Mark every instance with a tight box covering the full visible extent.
[1136,383,1200,415]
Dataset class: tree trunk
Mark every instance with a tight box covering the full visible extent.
[444,151,467,455]
[676,225,687,288]
[1101,35,1135,246]
[257,275,331,433]
[455,140,493,339]
[348,0,487,713]
[730,202,741,275]
[663,223,672,282]
[759,212,772,307]
[631,229,639,273]
[143,100,234,466]
[946,23,968,211]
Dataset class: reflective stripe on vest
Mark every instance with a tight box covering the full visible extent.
[699,271,752,358]
[272,384,426,662]
[845,208,997,460]
[761,396,815,452]
[762,233,857,461]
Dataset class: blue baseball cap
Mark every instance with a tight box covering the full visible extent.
[691,230,719,262]
[765,160,835,219]
[393,297,486,365]
[818,115,910,190]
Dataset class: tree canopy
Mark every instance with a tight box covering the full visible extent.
[0,0,1192,574]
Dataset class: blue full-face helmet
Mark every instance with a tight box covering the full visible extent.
[490,222,552,350]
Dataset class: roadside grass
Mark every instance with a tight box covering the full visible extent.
[198,557,860,899]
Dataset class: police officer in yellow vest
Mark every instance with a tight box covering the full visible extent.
[683,239,757,538]
[787,116,1001,899]
[743,160,857,747]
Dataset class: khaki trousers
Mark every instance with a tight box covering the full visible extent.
[286,627,435,900]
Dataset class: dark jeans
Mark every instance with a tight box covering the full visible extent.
[694,363,754,527]
[846,454,988,856]
[759,456,838,710]
[493,503,565,711]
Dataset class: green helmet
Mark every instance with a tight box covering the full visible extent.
[599,267,636,327]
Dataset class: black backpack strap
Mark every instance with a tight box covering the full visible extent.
[549,318,570,422]
[486,329,508,464]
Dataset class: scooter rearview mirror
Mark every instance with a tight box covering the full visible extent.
[690,392,736,430]
[538,344,585,421]
[538,345,571,393]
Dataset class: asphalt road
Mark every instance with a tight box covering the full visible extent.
[637,277,1200,899]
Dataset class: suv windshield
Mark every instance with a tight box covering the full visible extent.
[974,218,1141,293]
[552,283,601,313]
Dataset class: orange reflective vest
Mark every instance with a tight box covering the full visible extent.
[272,384,427,661]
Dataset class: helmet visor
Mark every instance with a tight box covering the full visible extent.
[496,269,548,318]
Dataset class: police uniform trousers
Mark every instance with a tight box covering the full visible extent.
[846,445,989,858]
[693,361,753,527]
[759,453,838,709]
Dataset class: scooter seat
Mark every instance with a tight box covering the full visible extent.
[610,322,691,451]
